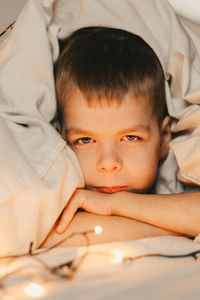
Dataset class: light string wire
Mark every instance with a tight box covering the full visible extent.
[0,230,93,298]
[0,21,15,37]
[0,230,94,280]
[0,229,200,292]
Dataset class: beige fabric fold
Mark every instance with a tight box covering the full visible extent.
[0,0,84,256]
[0,0,200,256]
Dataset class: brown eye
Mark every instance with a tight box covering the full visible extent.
[123,135,139,142]
[75,137,93,145]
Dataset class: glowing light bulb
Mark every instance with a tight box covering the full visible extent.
[94,225,103,234]
[24,283,45,297]
[110,249,125,263]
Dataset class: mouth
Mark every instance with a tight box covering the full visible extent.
[94,186,128,194]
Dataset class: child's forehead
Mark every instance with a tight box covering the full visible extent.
[61,87,162,141]
[64,88,155,127]
[64,87,151,109]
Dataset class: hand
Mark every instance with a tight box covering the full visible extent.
[56,189,113,234]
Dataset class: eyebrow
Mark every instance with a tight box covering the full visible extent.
[66,124,151,136]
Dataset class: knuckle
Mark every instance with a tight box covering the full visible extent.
[78,188,88,205]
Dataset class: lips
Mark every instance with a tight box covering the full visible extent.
[95,186,128,193]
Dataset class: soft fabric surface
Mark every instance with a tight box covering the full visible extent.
[0,0,200,256]
[169,0,200,24]
[2,236,200,299]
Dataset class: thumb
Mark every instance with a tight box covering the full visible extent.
[56,192,81,234]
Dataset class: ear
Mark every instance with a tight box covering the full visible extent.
[159,116,171,160]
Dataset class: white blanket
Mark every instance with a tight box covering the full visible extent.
[169,0,200,24]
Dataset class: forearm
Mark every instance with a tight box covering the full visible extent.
[41,212,180,248]
[112,191,200,237]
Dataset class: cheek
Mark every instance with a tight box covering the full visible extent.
[138,160,158,186]
[124,145,160,189]
[71,148,95,181]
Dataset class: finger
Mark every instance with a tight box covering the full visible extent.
[82,190,112,215]
[56,196,79,234]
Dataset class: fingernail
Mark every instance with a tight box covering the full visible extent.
[57,225,62,233]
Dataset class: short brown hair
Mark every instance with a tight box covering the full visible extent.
[55,27,167,127]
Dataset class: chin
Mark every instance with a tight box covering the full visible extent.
[127,185,154,194]
[85,183,154,194]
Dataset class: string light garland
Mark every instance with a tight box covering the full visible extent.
[0,227,200,300]
[24,283,45,297]
[94,226,103,234]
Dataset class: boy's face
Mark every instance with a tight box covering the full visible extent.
[62,89,170,193]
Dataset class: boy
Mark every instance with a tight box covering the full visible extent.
[56,26,171,196]
[42,27,199,248]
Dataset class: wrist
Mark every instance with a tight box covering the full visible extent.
[110,191,134,216]
[111,191,145,220]
[108,192,118,215]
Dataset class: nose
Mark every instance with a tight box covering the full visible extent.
[97,145,122,173]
